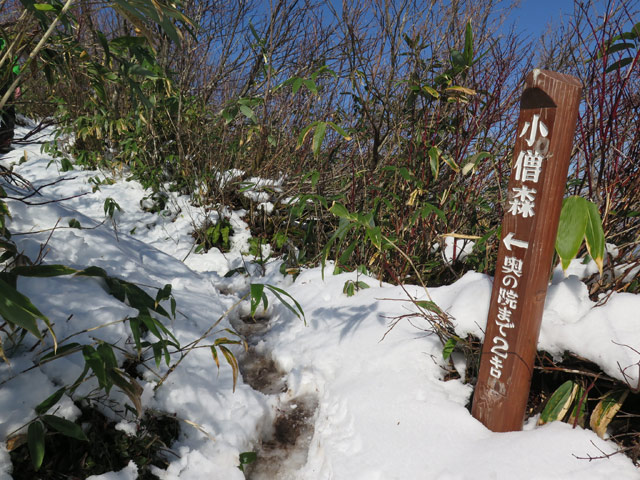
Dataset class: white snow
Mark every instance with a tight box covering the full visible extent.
[437,235,476,264]
[86,461,138,480]
[1,126,638,478]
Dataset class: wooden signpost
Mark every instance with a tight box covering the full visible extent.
[471,69,582,432]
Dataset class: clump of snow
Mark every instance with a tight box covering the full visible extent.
[436,235,476,264]
[258,201,275,214]
[240,176,283,205]
[86,461,138,480]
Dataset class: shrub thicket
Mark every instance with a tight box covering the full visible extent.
[8,0,635,291]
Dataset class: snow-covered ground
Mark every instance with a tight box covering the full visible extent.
[1,124,639,479]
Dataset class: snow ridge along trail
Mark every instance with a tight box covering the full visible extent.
[1,135,272,480]
[2,128,640,479]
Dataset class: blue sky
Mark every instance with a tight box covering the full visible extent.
[510,0,576,36]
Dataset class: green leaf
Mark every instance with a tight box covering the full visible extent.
[415,300,443,315]
[450,50,466,69]
[139,313,162,340]
[590,389,628,438]
[463,20,474,65]
[396,166,413,182]
[42,415,88,441]
[239,451,257,470]
[366,226,382,250]
[419,203,447,223]
[128,64,158,79]
[538,380,578,425]
[422,85,440,99]
[265,284,306,324]
[28,421,45,471]
[60,158,74,171]
[123,281,170,318]
[82,345,109,392]
[462,151,492,175]
[584,200,605,275]
[338,239,358,267]
[97,343,118,370]
[249,22,262,43]
[35,388,66,415]
[108,369,143,416]
[214,337,242,347]
[296,123,314,149]
[151,342,164,368]
[321,220,356,278]
[440,153,460,172]
[604,42,637,55]
[221,107,235,123]
[0,278,46,339]
[104,197,122,218]
[38,343,82,364]
[75,266,108,278]
[329,202,351,220]
[567,384,587,427]
[219,345,239,392]
[156,284,172,305]
[159,16,182,45]
[161,341,172,366]
[428,146,440,180]
[250,283,266,317]
[327,121,351,140]
[130,317,143,353]
[210,345,220,368]
[605,57,633,73]
[303,78,318,94]
[343,280,355,297]
[291,77,303,94]
[312,122,327,155]
[104,277,126,303]
[34,3,55,11]
[442,337,457,360]
[555,196,588,271]
[11,265,78,277]
[239,105,256,122]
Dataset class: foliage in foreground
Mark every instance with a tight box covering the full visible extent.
[1,168,305,473]
[10,407,180,479]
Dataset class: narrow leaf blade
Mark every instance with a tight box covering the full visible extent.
[590,389,628,438]
[42,415,88,441]
[250,284,265,317]
[538,380,578,425]
[27,421,46,471]
[584,200,605,275]
[312,122,327,155]
[555,197,588,271]
[35,388,66,415]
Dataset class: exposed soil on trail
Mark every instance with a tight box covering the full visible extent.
[239,348,288,395]
[235,313,318,479]
[243,394,318,480]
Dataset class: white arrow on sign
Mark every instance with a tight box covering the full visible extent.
[503,232,529,251]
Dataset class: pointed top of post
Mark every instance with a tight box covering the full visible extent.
[521,69,582,110]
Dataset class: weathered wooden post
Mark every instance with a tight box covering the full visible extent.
[471,69,582,432]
